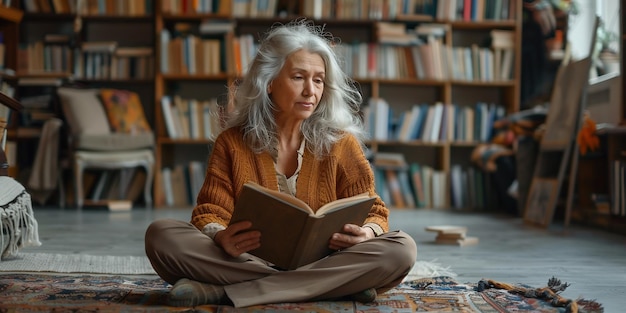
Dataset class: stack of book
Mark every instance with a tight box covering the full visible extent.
[426,225,479,247]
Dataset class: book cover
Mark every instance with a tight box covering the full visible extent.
[160,167,174,206]
[397,168,416,208]
[160,96,178,139]
[410,104,429,140]
[409,163,425,207]
[428,102,444,142]
[421,165,433,208]
[230,182,376,270]
[420,105,435,141]
[83,199,132,211]
[410,46,425,79]
[385,169,405,208]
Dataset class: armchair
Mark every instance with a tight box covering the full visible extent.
[56,87,155,209]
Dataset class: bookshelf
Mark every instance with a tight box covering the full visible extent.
[153,0,523,208]
[6,0,525,209]
[10,1,155,202]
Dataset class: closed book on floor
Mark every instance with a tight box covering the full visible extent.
[230,182,376,270]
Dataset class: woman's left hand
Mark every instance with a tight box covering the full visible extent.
[328,224,375,251]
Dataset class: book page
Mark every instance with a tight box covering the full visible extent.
[242,182,373,217]
[243,182,313,214]
[232,182,376,269]
[315,192,373,216]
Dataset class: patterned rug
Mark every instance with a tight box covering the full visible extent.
[0,274,603,312]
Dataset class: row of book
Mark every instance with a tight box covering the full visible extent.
[160,95,223,140]
[84,167,148,204]
[302,0,516,21]
[73,43,154,80]
[20,0,516,20]
[162,0,277,17]
[303,0,405,20]
[336,40,514,82]
[159,22,260,77]
[158,21,234,74]
[364,98,506,143]
[155,152,491,210]
[166,30,248,77]
[0,76,63,132]
[22,0,79,14]
[23,0,515,21]
[159,161,206,207]
[449,164,490,210]
[161,0,228,15]
[353,23,515,81]
[374,163,447,209]
[17,37,155,80]
[161,0,280,18]
[231,0,277,17]
[371,153,491,210]
[23,0,153,15]
[160,34,223,76]
[433,0,515,22]
[161,28,514,82]
[18,39,73,75]
[12,77,62,127]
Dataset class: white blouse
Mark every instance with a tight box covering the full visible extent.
[275,140,305,196]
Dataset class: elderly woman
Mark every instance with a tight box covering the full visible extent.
[145,19,417,308]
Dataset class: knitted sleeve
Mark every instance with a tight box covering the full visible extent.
[190,129,238,231]
[336,134,390,232]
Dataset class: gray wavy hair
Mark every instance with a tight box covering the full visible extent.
[226,19,367,157]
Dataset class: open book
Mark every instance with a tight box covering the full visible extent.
[230,182,376,270]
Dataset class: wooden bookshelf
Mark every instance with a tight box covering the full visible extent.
[152,0,523,208]
[12,1,156,200]
[10,0,526,209]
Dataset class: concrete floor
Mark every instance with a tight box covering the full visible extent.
[20,206,626,312]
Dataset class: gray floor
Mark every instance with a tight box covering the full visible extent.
[20,206,626,312]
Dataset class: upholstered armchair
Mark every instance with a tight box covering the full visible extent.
[0,92,41,260]
[56,87,155,209]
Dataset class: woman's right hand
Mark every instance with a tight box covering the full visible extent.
[214,221,261,257]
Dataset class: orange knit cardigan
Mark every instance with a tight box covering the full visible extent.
[191,126,389,233]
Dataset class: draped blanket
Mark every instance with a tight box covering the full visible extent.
[0,176,41,260]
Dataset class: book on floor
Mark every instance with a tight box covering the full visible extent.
[230,182,376,270]
[83,199,132,211]
[426,225,478,247]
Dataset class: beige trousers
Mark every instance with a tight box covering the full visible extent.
[145,219,417,307]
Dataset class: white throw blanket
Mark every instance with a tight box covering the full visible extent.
[0,176,41,260]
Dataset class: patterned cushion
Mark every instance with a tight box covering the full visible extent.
[99,89,151,134]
